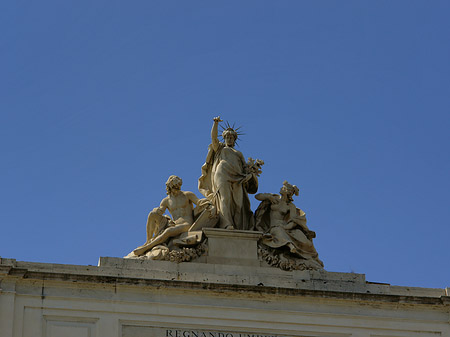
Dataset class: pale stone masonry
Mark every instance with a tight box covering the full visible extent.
[1,256,449,337]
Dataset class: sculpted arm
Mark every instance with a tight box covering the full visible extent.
[286,203,313,237]
[185,191,212,211]
[159,197,169,214]
[255,193,279,203]
[185,191,200,205]
[145,197,169,243]
[255,193,268,201]
[239,152,253,184]
[284,203,299,230]
[211,116,222,151]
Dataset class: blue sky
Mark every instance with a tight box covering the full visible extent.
[1,1,449,289]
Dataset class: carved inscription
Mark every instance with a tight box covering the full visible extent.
[166,330,278,337]
[122,326,291,337]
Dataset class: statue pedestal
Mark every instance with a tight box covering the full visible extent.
[203,228,263,266]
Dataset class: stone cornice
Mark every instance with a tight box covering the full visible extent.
[1,257,448,308]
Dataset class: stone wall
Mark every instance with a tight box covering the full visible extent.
[0,257,449,337]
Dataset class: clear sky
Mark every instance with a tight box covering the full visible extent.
[1,1,449,289]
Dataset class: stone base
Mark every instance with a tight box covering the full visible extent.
[203,228,262,266]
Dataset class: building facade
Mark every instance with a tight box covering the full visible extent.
[1,254,449,337]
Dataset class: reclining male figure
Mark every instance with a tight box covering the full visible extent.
[133,175,207,256]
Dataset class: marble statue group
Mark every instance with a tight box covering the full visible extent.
[126,117,323,271]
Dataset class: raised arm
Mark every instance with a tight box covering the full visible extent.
[211,116,222,151]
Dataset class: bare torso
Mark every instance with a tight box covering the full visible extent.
[161,191,196,225]
[269,199,290,225]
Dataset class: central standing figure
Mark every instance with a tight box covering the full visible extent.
[199,116,259,230]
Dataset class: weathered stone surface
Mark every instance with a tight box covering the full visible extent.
[199,117,262,231]
[1,257,449,337]
[204,228,262,266]
[126,117,323,272]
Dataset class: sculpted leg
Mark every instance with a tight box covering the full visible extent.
[133,223,191,256]
[149,223,191,248]
[217,188,234,229]
[146,213,159,243]
[145,208,168,243]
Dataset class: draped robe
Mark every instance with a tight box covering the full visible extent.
[199,142,257,230]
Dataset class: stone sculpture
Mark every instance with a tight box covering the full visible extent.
[198,117,261,230]
[255,181,324,270]
[125,117,323,271]
[128,175,217,259]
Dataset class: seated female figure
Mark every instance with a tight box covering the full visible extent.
[255,181,323,269]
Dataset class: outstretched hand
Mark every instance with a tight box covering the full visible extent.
[213,116,222,123]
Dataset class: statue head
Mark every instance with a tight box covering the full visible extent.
[280,181,299,202]
[222,128,238,147]
[165,175,183,195]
